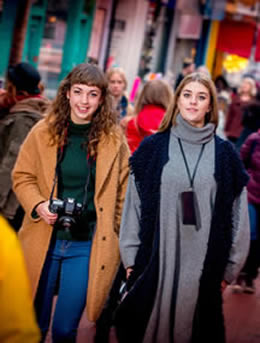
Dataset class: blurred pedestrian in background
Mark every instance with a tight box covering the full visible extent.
[225,77,257,144]
[236,92,260,150]
[232,130,260,294]
[106,67,133,130]
[0,215,40,343]
[115,72,249,343]
[215,75,231,95]
[196,65,211,77]
[126,79,173,154]
[0,62,49,231]
[216,91,231,140]
[214,75,232,140]
[174,57,195,90]
[12,63,129,342]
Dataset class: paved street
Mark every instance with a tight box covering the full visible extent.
[45,276,260,343]
[224,276,260,343]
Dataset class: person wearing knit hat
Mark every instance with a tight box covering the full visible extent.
[0,62,50,231]
[0,62,44,117]
[7,62,41,95]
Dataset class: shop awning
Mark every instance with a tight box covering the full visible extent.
[254,25,260,61]
[216,20,255,58]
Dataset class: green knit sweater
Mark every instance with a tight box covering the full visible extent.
[56,120,96,241]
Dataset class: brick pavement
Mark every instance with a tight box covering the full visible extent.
[224,276,260,343]
[45,276,260,343]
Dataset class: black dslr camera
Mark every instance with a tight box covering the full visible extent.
[49,198,83,230]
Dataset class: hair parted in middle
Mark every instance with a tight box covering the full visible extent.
[134,79,173,115]
[238,77,257,97]
[46,63,117,157]
[159,72,219,132]
[106,67,127,91]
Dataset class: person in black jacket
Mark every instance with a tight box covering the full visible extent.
[236,92,260,150]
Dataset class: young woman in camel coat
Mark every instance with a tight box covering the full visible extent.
[12,63,129,342]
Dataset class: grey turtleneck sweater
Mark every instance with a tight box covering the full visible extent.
[119,115,250,343]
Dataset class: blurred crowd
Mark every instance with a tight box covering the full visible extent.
[0,59,260,343]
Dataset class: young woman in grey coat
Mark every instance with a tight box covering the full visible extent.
[115,72,250,343]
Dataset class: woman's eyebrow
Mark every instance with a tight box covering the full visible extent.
[182,89,208,96]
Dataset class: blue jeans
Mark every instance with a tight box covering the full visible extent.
[248,202,259,240]
[241,203,260,280]
[35,239,92,343]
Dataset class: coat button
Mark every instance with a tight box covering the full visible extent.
[101,265,105,270]
[99,207,103,212]
[102,236,106,241]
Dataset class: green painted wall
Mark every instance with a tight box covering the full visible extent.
[0,0,19,77]
[0,0,97,89]
[22,0,48,67]
[60,0,96,80]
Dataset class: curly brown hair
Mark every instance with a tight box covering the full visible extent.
[46,63,117,157]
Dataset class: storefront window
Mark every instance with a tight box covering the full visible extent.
[38,0,69,98]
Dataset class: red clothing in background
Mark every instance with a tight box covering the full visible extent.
[216,20,255,58]
[126,104,166,154]
[224,95,251,140]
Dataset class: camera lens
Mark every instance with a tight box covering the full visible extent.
[59,215,76,229]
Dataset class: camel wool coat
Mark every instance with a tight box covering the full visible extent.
[12,119,130,322]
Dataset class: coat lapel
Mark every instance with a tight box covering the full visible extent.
[38,127,121,200]
[40,132,58,196]
[95,134,120,201]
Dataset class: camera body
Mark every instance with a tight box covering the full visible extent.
[49,197,83,230]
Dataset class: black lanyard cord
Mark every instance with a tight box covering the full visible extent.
[178,138,205,189]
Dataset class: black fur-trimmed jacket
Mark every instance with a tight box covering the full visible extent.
[114,129,249,343]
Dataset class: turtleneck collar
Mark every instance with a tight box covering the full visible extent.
[68,119,91,136]
[171,114,215,145]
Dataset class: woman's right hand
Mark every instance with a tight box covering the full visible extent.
[126,267,133,279]
[36,200,58,225]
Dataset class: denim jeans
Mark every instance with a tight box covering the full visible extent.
[248,202,259,240]
[35,239,92,343]
[242,203,260,280]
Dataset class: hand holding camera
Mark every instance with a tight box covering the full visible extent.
[36,200,58,225]
[49,197,84,231]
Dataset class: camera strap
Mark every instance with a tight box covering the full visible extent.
[177,138,205,189]
[49,147,64,203]
[82,157,93,210]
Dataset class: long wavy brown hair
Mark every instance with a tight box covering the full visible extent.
[46,63,117,157]
[134,79,173,115]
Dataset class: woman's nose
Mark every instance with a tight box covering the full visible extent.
[81,93,88,104]
[190,96,197,104]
